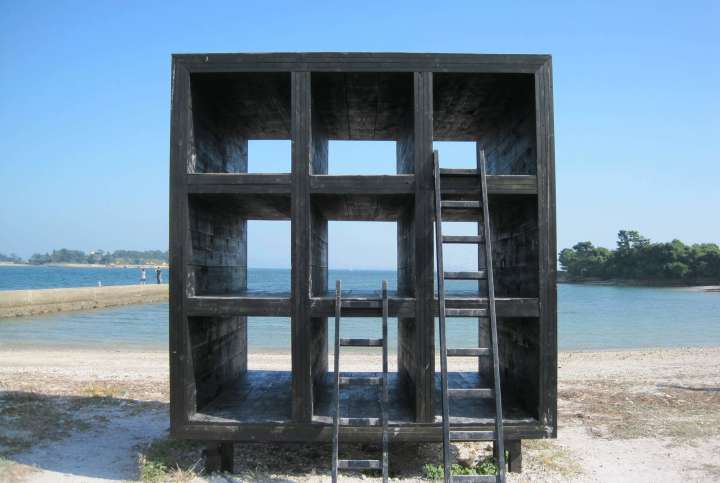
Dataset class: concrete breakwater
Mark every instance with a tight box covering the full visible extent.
[0,284,168,318]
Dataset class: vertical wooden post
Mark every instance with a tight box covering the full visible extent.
[291,71,313,421]
[204,441,234,473]
[413,71,434,422]
[535,58,557,438]
[169,60,191,431]
[396,75,416,412]
[495,439,522,473]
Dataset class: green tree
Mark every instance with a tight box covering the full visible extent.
[560,231,719,283]
[559,242,610,278]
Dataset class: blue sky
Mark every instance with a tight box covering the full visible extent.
[0,1,718,269]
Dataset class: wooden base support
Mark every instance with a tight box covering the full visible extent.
[494,439,522,473]
[204,441,234,473]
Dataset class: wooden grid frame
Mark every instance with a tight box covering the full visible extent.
[169,53,556,442]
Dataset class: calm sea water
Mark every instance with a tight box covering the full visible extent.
[0,265,169,290]
[0,266,718,351]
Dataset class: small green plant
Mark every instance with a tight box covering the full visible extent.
[140,459,168,482]
[137,438,202,481]
[476,456,499,475]
[422,457,499,480]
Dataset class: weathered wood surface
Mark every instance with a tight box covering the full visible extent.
[185,294,539,318]
[170,53,556,444]
[174,53,550,74]
[181,419,547,443]
[310,174,414,194]
[290,71,314,421]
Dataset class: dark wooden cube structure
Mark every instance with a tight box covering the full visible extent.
[169,53,556,464]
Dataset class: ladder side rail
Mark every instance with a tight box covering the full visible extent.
[433,151,452,482]
[476,149,487,377]
[478,148,506,482]
[332,280,342,483]
[381,280,389,483]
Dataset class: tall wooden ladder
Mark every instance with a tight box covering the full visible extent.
[433,149,506,483]
[331,280,389,483]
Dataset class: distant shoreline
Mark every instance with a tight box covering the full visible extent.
[558,279,720,292]
[0,262,169,268]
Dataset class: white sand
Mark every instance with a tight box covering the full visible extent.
[0,347,719,482]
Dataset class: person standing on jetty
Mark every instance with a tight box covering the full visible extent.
[156,266,162,284]
[140,267,147,285]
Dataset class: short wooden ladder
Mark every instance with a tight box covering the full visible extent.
[331,280,389,482]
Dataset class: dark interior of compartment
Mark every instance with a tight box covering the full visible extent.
[188,196,247,296]
[438,317,540,424]
[190,72,291,173]
[433,73,536,175]
[188,194,290,296]
[311,72,415,174]
[490,195,539,298]
[188,316,247,410]
[497,317,540,420]
[312,371,536,425]
[190,317,293,423]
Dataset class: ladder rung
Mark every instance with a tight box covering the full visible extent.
[339,417,381,426]
[450,430,497,441]
[452,475,496,482]
[445,308,488,317]
[448,388,494,399]
[339,376,382,386]
[442,235,483,244]
[439,168,478,176]
[444,270,487,280]
[340,338,383,347]
[337,459,382,470]
[441,200,481,209]
[447,348,490,357]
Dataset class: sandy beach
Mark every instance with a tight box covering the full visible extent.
[0,347,718,482]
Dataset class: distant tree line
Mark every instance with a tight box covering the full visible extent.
[559,230,720,283]
[0,252,23,263]
[0,249,169,265]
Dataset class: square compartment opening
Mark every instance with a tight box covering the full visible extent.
[328,221,398,292]
[434,73,536,175]
[434,196,538,299]
[188,195,290,296]
[311,72,415,175]
[313,316,417,423]
[190,316,292,423]
[189,72,291,173]
[433,316,539,424]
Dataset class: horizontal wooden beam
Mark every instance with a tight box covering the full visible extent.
[185,295,537,318]
[442,297,539,318]
[310,175,414,194]
[441,174,537,195]
[187,173,291,194]
[310,296,415,317]
[174,53,550,74]
[177,418,547,442]
[187,295,291,317]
